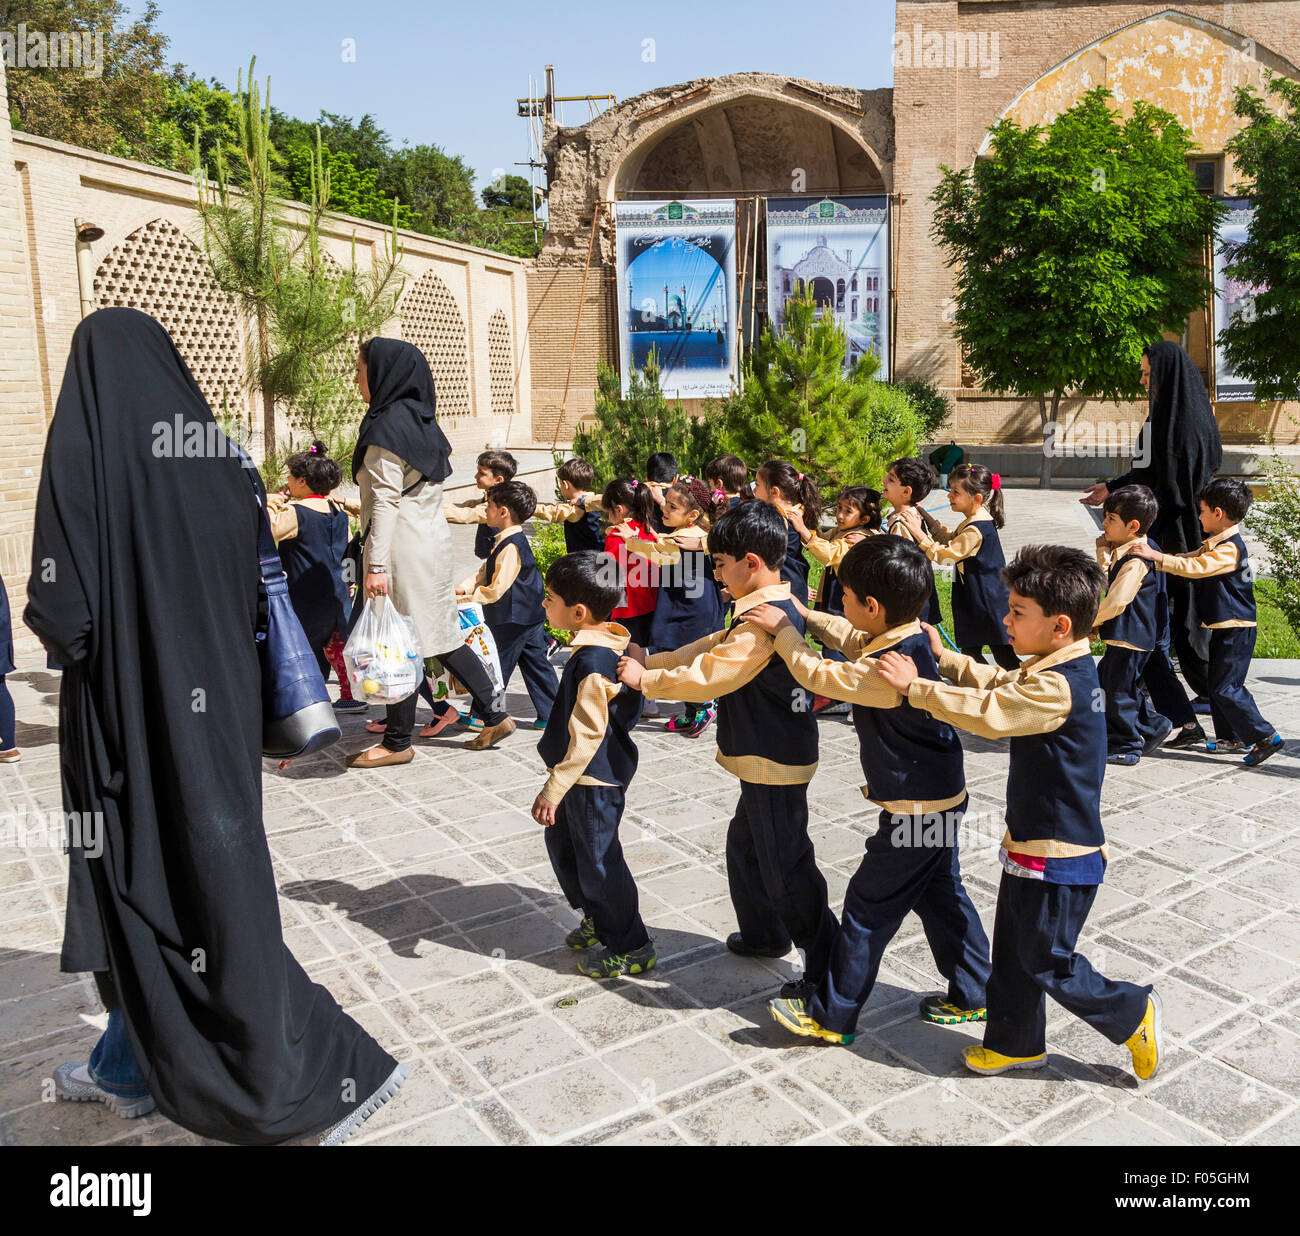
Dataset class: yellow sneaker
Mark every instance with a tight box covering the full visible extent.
[961,1045,1046,1075]
[1125,991,1163,1081]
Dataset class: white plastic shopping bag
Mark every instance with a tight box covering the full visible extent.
[425,603,504,704]
[342,596,423,706]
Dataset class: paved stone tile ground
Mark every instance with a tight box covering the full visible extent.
[1,488,1296,1145]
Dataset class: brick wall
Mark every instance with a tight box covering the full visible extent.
[526,265,617,445]
[0,88,538,637]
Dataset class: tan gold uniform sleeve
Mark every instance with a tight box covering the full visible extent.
[641,624,772,704]
[468,542,521,606]
[935,647,1016,689]
[1094,558,1146,627]
[445,500,487,525]
[803,609,873,658]
[625,534,684,567]
[645,630,727,672]
[1157,542,1239,579]
[803,533,863,571]
[541,673,619,805]
[773,626,900,709]
[266,499,298,544]
[915,523,983,566]
[534,500,583,525]
[907,668,1074,740]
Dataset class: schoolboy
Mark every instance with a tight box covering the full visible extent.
[875,545,1163,1082]
[617,502,837,990]
[456,480,558,729]
[445,449,518,560]
[882,457,943,626]
[1130,478,1283,766]
[1093,484,1174,764]
[645,451,679,532]
[533,551,656,978]
[741,536,991,1043]
[534,457,604,552]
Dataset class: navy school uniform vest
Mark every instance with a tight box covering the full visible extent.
[1099,549,1164,650]
[277,502,351,648]
[537,643,640,789]
[563,499,604,553]
[780,521,810,596]
[650,542,725,650]
[474,519,495,560]
[1005,653,1106,849]
[717,595,819,771]
[951,519,1011,648]
[482,531,545,628]
[854,629,965,809]
[1193,532,1256,626]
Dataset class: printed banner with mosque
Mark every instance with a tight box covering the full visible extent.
[614,199,738,399]
[765,195,890,377]
[1212,200,1260,403]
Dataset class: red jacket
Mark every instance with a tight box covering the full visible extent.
[606,519,658,618]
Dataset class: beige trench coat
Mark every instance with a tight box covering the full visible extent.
[357,444,462,657]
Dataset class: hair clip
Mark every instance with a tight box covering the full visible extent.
[991,473,1002,491]
[630,479,639,487]
[796,472,805,483]
[711,488,725,503]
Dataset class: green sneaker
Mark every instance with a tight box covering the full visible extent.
[577,940,657,979]
[767,996,854,1044]
[918,994,988,1025]
[564,916,599,951]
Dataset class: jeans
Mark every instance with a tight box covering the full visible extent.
[89,1010,149,1099]
[0,675,13,749]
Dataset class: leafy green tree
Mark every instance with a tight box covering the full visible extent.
[160,73,240,175]
[482,173,537,212]
[718,286,921,497]
[193,60,405,464]
[270,109,391,173]
[380,143,478,234]
[1249,433,1300,639]
[283,144,410,229]
[2,0,185,163]
[931,88,1221,487]
[1219,76,1300,401]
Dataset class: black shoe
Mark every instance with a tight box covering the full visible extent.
[725,932,789,959]
[1243,733,1283,767]
[1166,723,1207,750]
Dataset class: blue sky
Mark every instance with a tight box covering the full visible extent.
[146,0,898,194]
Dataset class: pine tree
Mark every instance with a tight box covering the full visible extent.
[193,58,406,466]
[721,286,920,495]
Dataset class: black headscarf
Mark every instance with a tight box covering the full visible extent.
[1118,340,1223,555]
[24,308,399,1145]
[351,337,452,484]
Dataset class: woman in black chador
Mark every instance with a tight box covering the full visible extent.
[25,308,406,1145]
[1081,340,1223,723]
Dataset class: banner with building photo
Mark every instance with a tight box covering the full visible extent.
[614,199,738,399]
[766,195,890,376]
[1212,200,1261,403]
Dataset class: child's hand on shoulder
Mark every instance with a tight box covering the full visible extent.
[531,793,557,828]
[919,622,944,660]
[738,603,792,636]
[617,655,644,690]
[1128,541,1160,562]
[875,650,919,693]
[789,591,810,618]
[624,642,647,666]
[898,506,925,537]
[786,506,808,536]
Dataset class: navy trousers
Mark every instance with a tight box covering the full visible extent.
[1140,640,1197,731]
[809,799,991,1035]
[1100,646,1171,755]
[725,782,838,987]
[545,785,648,954]
[490,620,559,723]
[983,872,1150,1058]
[1207,627,1273,745]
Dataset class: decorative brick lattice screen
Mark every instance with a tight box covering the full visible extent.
[93,217,246,418]
[400,270,470,416]
[487,309,515,418]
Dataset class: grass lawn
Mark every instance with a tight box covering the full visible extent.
[805,558,1299,659]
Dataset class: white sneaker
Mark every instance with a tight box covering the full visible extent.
[53,1061,155,1118]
